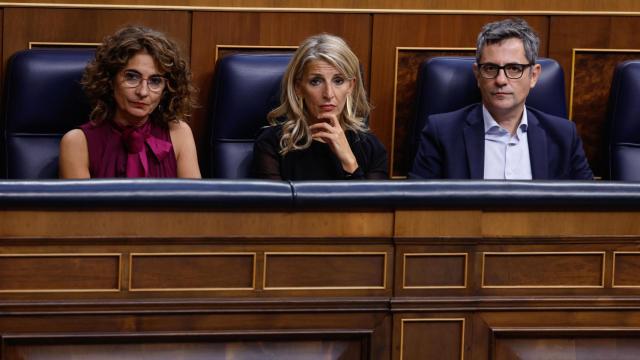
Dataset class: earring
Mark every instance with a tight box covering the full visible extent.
[346,95,354,119]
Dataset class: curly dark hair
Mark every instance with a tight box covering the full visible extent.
[82,25,196,126]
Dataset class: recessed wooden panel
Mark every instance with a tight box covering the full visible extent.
[0,210,393,238]
[3,333,366,360]
[130,253,255,290]
[0,254,119,292]
[613,252,640,287]
[483,252,604,288]
[570,50,640,178]
[549,16,640,178]
[494,330,640,360]
[403,253,467,288]
[400,318,464,360]
[264,253,386,289]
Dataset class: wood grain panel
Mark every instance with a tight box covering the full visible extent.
[3,8,191,69]
[394,210,482,237]
[0,254,119,292]
[264,253,386,289]
[549,16,640,178]
[494,331,640,360]
[483,252,604,288]
[399,318,464,360]
[3,332,366,360]
[482,211,640,237]
[130,253,255,290]
[403,253,467,288]
[0,210,393,238]
[613,252,640,288]
[5,0,640,11]
[371,14,548,175]
[191,11,371,176]
[570,50,640,178]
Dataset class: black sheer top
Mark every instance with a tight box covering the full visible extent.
[251,125,388,180]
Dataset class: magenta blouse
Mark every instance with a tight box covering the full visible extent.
[80,120,177,178]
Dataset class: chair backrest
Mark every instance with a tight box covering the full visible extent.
[3,48,94,179]
[410,56,567,162]
[606,60,640,181]
[209,53,292,178]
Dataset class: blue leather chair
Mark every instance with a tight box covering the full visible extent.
[410,56,567,163]
[606,60,640,181]
[209,53,292,178]
[3,48,94,179]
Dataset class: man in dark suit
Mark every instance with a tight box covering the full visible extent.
[410,18,593,180]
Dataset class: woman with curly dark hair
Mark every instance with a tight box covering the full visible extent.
[59,25,200,178]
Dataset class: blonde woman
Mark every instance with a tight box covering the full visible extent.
[251,34,387,180]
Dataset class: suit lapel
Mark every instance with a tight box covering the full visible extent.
[463,106,485,179]
[527,110,549,179]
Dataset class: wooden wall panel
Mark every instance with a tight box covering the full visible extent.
[370,14,548,177]
[2,8,191,69]
[5,0,640,11]
[549,16,640,179]
[190,11,371,176]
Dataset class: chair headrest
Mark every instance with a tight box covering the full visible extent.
[4,48,95,133]
[209,53,292,178]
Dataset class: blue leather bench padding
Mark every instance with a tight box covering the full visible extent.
[4,48,95,179]
[0,179,293,208]
[2,180,640,210]
[209,53,292,178]
[607,60,640,180]
[291,180,640,209]
[411,57,567,162]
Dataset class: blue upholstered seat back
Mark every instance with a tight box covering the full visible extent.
[607,60,640,181]
[209,53,292,178]
[4,48,94,179]
[411,56,567,162]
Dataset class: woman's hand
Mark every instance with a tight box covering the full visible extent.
[309,114,359,173]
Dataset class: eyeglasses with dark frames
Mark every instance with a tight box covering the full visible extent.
[477,63,533,79]
[121,70,166,92]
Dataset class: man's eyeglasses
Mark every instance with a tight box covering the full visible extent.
[121,70,166,92]
[477,63,533,79]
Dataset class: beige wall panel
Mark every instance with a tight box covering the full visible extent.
[190,11,371,174]
[370,15,548,172]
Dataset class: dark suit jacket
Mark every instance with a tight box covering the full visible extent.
[409,104,594,180]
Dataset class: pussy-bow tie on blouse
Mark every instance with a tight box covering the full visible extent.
[117,121,173,177]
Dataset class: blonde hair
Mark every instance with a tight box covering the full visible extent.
[267,34,371,155]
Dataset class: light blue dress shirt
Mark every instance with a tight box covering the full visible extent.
[482,105,532,180]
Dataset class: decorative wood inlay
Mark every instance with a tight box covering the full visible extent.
[613,252,640,288]
[403,253,467,289]
[129,253,256,291]
[0,253,120,292]
[263,252,387,290]
[482,252,605,288]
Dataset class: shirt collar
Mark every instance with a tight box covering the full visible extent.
[482,104,529,134]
